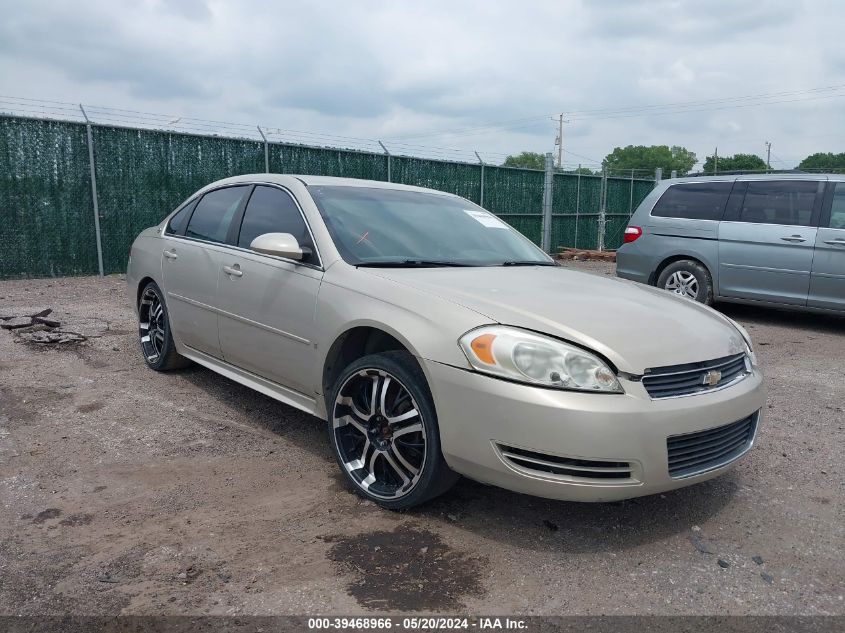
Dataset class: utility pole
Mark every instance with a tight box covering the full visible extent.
[714,147,718,174]
[765,141,772,172]
[552,113,569,169]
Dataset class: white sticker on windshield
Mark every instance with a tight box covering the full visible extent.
[463,209,509,229]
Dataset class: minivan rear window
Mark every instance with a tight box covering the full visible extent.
[651,182,734,221]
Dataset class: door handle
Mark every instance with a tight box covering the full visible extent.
[163,249,178,260]
[222,264,243,277]
[779,235,806,243]
[824,238,845,246]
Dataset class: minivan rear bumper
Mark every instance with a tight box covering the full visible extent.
[615,245,653,284]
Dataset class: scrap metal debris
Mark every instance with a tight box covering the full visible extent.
[0,309,87,344]
[556,247,617,262]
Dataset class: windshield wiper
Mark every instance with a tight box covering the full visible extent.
[357,259,474,268]
[500,260,558,267]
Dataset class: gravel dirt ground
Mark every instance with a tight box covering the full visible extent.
[0,262,842,616]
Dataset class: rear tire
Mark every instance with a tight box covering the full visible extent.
[137,281,191,371]
[327,350,459,510]
[656,260,713,305]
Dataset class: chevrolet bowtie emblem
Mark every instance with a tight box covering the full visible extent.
[702,370,722,387]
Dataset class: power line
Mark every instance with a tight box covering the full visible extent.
[385,114,552,141]
[566,91,845,122]
[563,83,845,117]
[770,151,791,168]
[380,83,845,141]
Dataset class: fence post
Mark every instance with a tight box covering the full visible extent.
[378,141,391,182]
[257,126,269,173]
[541,152,554,253]
[597,168,608,252]
[574,170,581,249]
[79,104,105,277]
[474,151,485,207]
[628,168,634,215]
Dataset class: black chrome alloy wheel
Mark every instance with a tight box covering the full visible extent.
[332,368,427,501]
[138,285,167,364]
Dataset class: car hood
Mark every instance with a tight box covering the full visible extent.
[361,265,746,374]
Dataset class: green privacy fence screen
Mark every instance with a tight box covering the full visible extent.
[0,114,655,278]
[0,117,98,277]
[93,126,267,275]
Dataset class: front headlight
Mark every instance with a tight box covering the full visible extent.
[458,326,623,393]
[724,317,757,365]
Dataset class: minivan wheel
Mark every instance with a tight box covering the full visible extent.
[138,282,191,371]
[656,260,713,305]
[327,351,459,510]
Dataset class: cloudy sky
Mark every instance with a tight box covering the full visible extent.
[1,0,844,169]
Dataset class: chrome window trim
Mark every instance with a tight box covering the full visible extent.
[718,220,818,229]
[159,180,326,271]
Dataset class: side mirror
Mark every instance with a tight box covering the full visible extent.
[249,233,307,260]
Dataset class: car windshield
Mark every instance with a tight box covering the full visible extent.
[308,185,553,267]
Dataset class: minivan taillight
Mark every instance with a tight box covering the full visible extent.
[623,226,642,244]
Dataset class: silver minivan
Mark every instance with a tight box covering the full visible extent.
[616,174,845,313]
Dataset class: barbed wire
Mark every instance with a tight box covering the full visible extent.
[0,95,544,165]
[3,95,842,176]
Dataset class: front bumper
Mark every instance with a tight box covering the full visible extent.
[424,359,765,502]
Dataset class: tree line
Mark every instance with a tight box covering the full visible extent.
[502,147,845,175]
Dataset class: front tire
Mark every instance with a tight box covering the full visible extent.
[327,351,459,510]
[138,282,191,371]
[656,260,714,305]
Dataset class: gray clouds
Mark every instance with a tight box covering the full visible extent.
[0,0,843,167]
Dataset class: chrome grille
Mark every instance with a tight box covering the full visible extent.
[642,353,748,399]
[667,413,758,478]
[497,444,632,480]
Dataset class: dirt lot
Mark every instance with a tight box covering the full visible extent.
[0,261,842,616]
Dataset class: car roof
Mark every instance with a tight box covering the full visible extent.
[665,172,832,184]
[203,173,458,196]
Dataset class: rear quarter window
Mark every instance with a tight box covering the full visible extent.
[165,199,197,236]
[651,182,734,221]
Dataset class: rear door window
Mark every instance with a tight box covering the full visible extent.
[237,186,315,259]
[185,186,249,243]
[651,182,734,220]
[738,180,818,227]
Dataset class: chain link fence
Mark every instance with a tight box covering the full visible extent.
[0,114,655,279]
